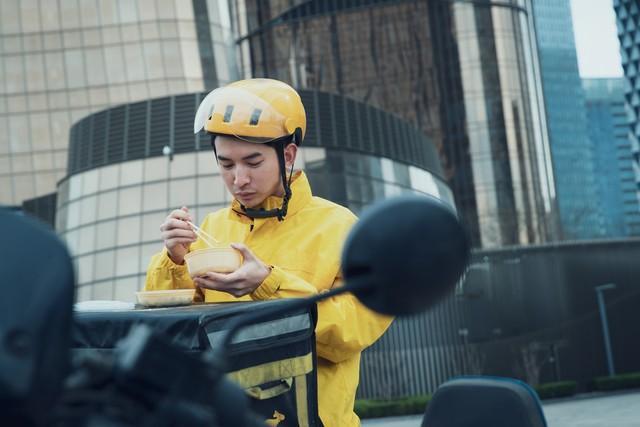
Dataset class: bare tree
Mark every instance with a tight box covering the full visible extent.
[514,341,545,386]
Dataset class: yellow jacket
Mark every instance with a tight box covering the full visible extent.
[145,171,393,426]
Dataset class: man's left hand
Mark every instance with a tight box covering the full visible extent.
[193,243,271,297]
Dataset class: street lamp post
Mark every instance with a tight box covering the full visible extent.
[458,328,469,373]
[595,283,617,377]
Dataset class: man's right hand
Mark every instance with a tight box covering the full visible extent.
[160,206,197,265]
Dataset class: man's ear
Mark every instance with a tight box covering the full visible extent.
[284,142,298,168]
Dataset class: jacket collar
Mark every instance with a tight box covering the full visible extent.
[229,170,312,222]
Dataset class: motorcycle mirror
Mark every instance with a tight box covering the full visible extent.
[341,195,470,316]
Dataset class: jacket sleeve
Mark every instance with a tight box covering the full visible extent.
[252,267,393,363]
[315,284,393,364]
[144,249,196,291]
[250,265,319,300]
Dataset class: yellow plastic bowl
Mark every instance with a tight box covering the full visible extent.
[136,289,196,307]
[184,247,242,277]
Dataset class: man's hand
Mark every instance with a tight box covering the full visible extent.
[160,206,197,264]
[193,243,271,297]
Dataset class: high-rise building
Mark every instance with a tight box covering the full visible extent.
[0,0,238,210]
[584,78,640,236]
[229,0,559,248]
[614,0,640,220]
[532,0,604,239]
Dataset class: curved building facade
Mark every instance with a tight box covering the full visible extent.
[230,0,559,248]
[56,90,453,302]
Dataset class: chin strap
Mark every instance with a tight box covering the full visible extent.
[211,132,299,221]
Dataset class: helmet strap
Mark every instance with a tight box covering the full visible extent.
[242,135,294,221]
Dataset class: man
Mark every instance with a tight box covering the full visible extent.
[145,78,392,426]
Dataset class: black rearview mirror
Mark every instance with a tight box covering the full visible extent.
[342,195,470,316]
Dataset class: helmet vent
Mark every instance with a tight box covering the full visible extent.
[223,105,234,123]
[249,108,262,126]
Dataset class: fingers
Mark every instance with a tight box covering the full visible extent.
[161,219,195,233]
[168,207,192,222]
[194,274,250,297]
[230,242,253,260]
[161,225,196,248]
[202,269,246,284]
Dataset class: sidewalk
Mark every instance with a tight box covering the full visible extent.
[361,390,640,426]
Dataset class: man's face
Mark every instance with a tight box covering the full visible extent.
[214,135,297,208]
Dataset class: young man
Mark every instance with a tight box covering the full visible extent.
[145,78,392,426]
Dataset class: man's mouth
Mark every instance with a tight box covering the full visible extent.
[235,192,256,198]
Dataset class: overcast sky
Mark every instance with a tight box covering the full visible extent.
[570,0,623,78]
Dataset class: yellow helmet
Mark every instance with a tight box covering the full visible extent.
[193,78,306,145]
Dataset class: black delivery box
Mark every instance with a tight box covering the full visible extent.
[72,300,321,427]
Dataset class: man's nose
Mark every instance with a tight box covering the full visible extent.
[234,166,250,186]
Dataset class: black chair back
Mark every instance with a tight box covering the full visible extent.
[422,376,548,427]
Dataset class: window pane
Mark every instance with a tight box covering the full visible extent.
[117,215,141,246]
[98,0,119,26]
[120,160,144,186]
[114,276,139,302]
[104,46,126,84]
[140,242,162,271]
[96,220,116,250]
[141,212,165,242]
[143,41,165,80]
[169,178,196,208]
[91,280,114,299]
[124,43,146,81]
[69,175,82,200]
[85,48,107,86]
[60,0,80,28]
[64,50,87,89]
[138,0,157,21]
[77,254,95,285]
[94,251,115,282]
[97,191,118,220]
[163,40,183,77]
[1,0,20,33]
[118,0,139,23]
[80,195,98,226]
[64,229,80,256]
[115,246,140,276]
[78,225,96,255]
[83,169,99,195]
[196,175,225,205]
[25,54,46,92]
[142,182,168,211]
[5,55,26,93]
[98,165,120,191]
[118,186,143,216]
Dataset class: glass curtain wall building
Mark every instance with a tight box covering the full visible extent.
[532,0,603,239]
[584,78,640,236]
[229,0,558,248]
[614,0,640,218]
[0,0,237,210]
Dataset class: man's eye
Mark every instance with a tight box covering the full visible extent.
[248,162,263,168]
[221,164,234,170]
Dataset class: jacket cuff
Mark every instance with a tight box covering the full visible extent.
[251,265,282,300]
[160,250,190,275]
